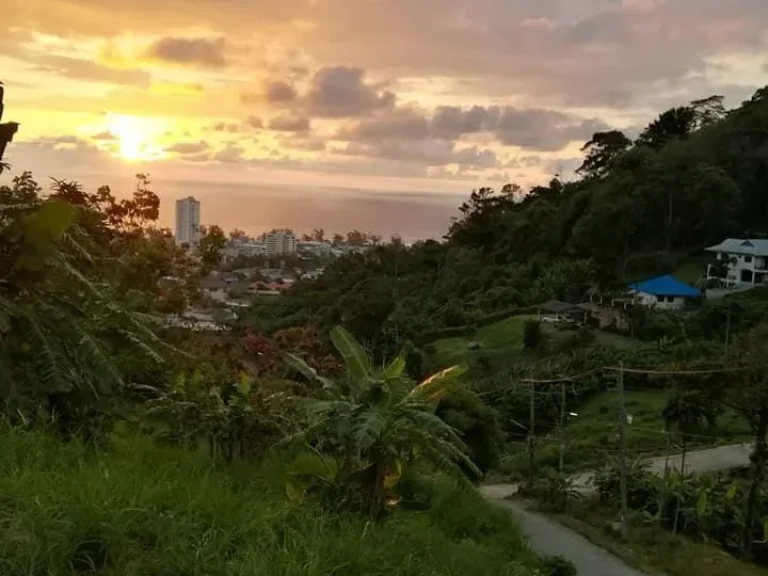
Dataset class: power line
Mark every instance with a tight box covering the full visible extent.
[477,361,760,398]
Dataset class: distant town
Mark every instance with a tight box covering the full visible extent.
[170,195,401,330]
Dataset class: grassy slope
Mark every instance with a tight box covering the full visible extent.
[498,389,752,477]
[428,314,635,372]
[428,315,534,369]
[0,428,540,576]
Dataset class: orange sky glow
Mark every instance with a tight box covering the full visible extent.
[2,0,767,236]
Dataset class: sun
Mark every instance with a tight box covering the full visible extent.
[105,114,166,162]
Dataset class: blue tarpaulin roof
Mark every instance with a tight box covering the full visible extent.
[628,275,701,298]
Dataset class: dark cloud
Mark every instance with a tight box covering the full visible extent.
[145,37,227,68]
[29,54,150,86]
[91,131,117,140]
[166,141,211,155]
[22,135,93,149]
[279,136,327,152]
[247,116,263,129]
[431,105,492,139]
[338,108,430,141]
[268,115,310,132]
[10,0,768,112]
[213,144,246,163]
[4,135,115,179]
[306,66,396,118]
[341,139,498,168]
[494,108,608,151]
[265,80,297,103]
[210,122,241,133]
[509,155,544,169]
[340,105,608,152]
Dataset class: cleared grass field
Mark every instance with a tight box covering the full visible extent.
[428,315,534,370]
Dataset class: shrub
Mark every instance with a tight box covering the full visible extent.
[592,459,659,512]
[523,320,543,350]
[538,555,578,576]
[437,386,503,474]
[533,470,580,512]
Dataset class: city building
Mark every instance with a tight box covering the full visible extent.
[175,196,201,246]
[223,241,267,261]
[706,238,768,288]
[297,240,333,257]
[628,275,701,310]
[266,230,297,255]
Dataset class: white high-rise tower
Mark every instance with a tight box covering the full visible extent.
[175,196,201,246]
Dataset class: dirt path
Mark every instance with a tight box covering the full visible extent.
[481,443,752,575]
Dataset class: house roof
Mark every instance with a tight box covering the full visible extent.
[539,300,577,313]
[201,277,229,290]
[706,238,768,257]
[628,275,701,298]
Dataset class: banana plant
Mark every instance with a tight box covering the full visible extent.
[283,325,478,517]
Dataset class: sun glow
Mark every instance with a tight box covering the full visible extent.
[105,114,167,162]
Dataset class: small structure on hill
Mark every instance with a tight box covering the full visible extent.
[628,274,701,310]
[538,300,577,322]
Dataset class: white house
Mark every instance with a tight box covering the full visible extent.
[705,238,768,288]
[628,275,701,310]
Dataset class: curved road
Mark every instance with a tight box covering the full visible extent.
[481,488,649,576]
[481,443,752,575]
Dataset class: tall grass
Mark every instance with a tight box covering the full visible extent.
[0,428,539,576]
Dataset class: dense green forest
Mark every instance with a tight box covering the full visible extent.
[246,87,768,355]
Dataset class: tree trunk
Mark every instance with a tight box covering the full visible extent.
[369,461,387,520]
[673,439,687,534]
[742,409,768,560]
[658,431,672,529]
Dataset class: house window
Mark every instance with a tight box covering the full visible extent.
[745,256,753,263]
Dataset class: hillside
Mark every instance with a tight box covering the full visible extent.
[425,314,634,373]
[245,87,768,359]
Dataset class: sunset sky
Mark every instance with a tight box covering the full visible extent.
[2,0,767,237]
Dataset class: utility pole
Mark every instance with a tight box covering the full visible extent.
[558,382,566,472]
[528,383,536,489]
[618,362,628,539]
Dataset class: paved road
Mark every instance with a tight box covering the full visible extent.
[481,488,649,576]
[481,443,753,575]
[570,442,753,493]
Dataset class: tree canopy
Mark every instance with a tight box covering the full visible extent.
[245,86,768,352]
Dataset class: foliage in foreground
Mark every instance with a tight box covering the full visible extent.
[593,459,768,566]
[284,326,480,517]
[0,427,541,576]
[555,499,768,576]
